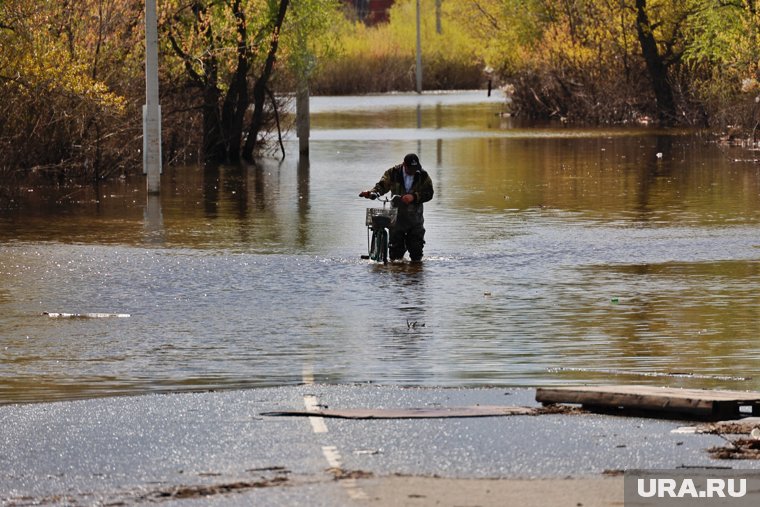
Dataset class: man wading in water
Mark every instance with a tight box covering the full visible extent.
[359,153,434,262]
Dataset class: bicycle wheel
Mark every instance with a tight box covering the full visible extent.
[369,228,388,263]
[369,229,381,261]
[379,229,388,264]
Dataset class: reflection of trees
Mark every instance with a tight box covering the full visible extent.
[445,135,760,220]
[297,156,310,248]
[251,164,267,212]
[221,165,250,245]
[204,164,255,219]
[569,261,760,379]
[635,135,673,221]
[203,163,220,218]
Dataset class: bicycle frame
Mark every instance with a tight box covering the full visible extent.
[361,194,399,264]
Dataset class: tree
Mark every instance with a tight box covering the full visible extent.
[161,0,340,164]
[633,0,678,125]
[682,0,760,127]
[242,0,290,162]
[452,0,717,125]
[0,0,137,181]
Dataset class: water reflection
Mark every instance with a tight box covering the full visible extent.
[297,156,311,248]
[143,194,164,245]
[1,93,760,404]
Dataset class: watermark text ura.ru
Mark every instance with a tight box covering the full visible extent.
[624,470,760,506]
[637,478,745,499]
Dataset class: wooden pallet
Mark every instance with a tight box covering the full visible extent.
[535,385,760,420]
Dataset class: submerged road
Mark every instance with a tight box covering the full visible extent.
[2,385,760,506]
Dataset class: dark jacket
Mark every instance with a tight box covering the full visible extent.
[371,164,434,226]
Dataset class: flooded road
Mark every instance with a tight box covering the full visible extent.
[1,91,760,404]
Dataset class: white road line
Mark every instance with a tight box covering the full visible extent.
[303,374,368,501]
[322,445,342,468]
[303,394,328,434]
[323,446,369,500]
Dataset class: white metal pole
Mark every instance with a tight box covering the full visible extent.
[144,0,162,194]
[416,0,422,94]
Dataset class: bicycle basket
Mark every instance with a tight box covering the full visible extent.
[365,207,398,227]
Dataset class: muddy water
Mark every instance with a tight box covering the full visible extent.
[1,92,760,404]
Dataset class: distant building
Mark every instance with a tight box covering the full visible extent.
[342,0,394,25]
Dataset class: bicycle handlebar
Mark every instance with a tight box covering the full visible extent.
[363,192,401,204]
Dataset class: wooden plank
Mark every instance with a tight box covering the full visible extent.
[262,405,538,419]
[535,385,760,419]
[538,385,760,401]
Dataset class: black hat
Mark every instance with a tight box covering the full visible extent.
[403,153,420,168]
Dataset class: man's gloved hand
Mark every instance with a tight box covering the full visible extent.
[401,194,415,205]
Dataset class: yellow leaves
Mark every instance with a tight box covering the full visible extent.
[1,0,128,116]
[12,32,126,114]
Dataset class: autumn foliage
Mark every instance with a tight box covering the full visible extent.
[318,0,760,128]
[1,0,759,188]
[0,0,339,186]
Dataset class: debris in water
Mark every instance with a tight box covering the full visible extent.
[547,367,750,382]
[407,319,425,329]
[44,312,131,318]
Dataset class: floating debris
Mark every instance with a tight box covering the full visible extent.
[44,312,131,319]
[328,468,373,480]
[261,404,581,419]
[548,367,750,382]
[708,439,760,460]
[145,477,288,500]
[690,417,760,436]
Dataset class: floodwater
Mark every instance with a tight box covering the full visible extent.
[1,91,760,404]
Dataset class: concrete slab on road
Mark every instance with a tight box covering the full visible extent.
[1,384,758,506]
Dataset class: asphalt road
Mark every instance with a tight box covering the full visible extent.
[2,385,759,506]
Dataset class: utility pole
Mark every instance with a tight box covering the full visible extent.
[143,0,162,194]
[436,0,442,34]
[295,24,310,157]
[415,0,422,93]
[296,81,310,156]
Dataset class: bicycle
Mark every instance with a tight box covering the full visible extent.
[360,193,399,264]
